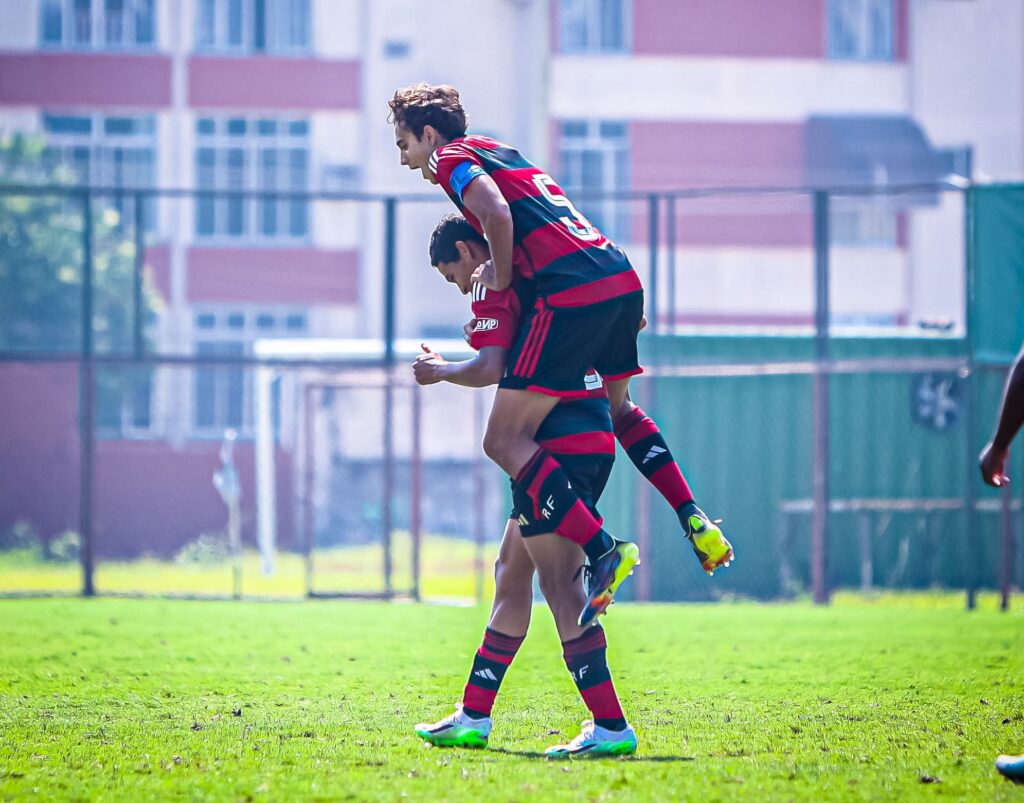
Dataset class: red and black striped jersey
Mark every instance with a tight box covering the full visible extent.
[469,284,614,457]
[430,135,642,309]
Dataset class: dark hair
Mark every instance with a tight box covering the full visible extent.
[429,214,486,267]
[388,83,468,141]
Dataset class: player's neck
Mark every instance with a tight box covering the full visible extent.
[433,136,451,154]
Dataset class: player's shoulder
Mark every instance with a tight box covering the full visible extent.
[471,282,516,311]
[431,139,482,181]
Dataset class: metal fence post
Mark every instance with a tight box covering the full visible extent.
[1000,485,1013,611]
[133,191,145,359]
[666,194,677,329]
[79,189,96,597]
[411,382,422,602]
[963,186,978,610]
[811,191,831,605]
[647,194,660,333]
[473,391,486,605]
[382,197,397,597]
[302,384,315,597]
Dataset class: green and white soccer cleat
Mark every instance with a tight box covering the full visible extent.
[545,720,638,759]
[414,705,491,749]
[681,505,734,575]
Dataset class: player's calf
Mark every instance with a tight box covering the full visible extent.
[545,625,636,758]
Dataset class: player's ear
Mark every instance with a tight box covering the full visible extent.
[421,124,438,147]
[454,240,471,260]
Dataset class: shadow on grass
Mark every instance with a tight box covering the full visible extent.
[489,747,697,763]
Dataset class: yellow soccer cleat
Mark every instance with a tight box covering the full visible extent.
[682,505,734,576]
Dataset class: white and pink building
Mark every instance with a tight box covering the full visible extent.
[0,0,1021,555]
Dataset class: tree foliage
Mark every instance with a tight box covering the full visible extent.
[0,134,164,430]
[0,133,162,353]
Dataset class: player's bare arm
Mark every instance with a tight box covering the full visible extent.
[413,344,508,388]
[980,344,1024,486]
[461,177,514,292]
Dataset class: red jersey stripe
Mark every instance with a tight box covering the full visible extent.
[519,221,609,275]
[537,431,616,455]
[545,270,644,308]
[523,307,553,378]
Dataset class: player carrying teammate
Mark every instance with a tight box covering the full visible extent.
[411,214,637,757]
[389,83,733,626]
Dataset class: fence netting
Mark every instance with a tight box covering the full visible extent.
[1,185,1020,604]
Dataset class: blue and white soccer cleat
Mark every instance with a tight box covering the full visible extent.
[544,720,638,759]
[577,540,641,627]
[996,754,1024,783]
[414,705,491,749]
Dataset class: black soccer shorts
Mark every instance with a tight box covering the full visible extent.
[498,291,645,397]
[509,453,614,537]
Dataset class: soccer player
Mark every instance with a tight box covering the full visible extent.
[411,214,637,757]
[389,83,733,626]
[979,343,1024,782]
[979,343,1024,489]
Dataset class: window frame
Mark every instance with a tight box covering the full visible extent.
[829,197,899,248]
[41,111,158,233]
[191,305,308,437]
[193,115,311,244]
[559,0,632,55]
[194,0,311,56]
[39,0,157,51]
[826,0,895,62]
[557,119,630,243]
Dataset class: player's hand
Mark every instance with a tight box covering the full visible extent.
[979,442,1010,487]
[471,260,501,291]
[413,343,446,385]
[463,318,477,345]
[639,315,648,332]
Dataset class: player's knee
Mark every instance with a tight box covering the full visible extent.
[482,425,510,465]
[611,397,637,423]
[538,569,582,609]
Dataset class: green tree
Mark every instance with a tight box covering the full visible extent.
[0,134,163,430]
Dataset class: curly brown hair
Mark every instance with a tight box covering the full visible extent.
[388,83,468,141]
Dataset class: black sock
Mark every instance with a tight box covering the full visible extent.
[562,626,627,732]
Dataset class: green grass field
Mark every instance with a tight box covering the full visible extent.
[0,534,499,601]
[1,596,1023,801]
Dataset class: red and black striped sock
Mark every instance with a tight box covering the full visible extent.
[614,405,695,521]
[513,448,615,563]
[461,628,525,719]
[562,625,627,732]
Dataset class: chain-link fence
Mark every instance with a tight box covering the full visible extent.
[1,181,1019,606]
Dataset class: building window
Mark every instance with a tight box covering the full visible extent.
[194,116,310,242]
[558,120,629,243]
[828,0,894,61]
[97,367,153,435]
[192,307,307,435]
[196,0,310,54]
[40,0,155,50]
[560,0,630,54]
[42,112,156,232]
[830,199,898,247]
